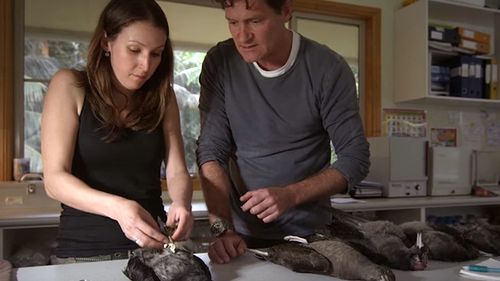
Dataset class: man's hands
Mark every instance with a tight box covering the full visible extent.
[240,187,294,223]
[208,230,247,264]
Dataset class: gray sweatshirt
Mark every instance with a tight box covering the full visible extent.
[197,34,370,239]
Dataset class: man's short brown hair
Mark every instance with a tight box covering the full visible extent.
[214,0,288,14]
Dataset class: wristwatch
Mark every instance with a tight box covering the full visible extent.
[210,218,233,237]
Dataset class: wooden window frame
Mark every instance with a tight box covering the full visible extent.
[1,0,15,181]
[293,0,381,138]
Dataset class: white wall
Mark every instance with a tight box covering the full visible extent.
[159,2,229,49]
[333,0,500,150]
[25,0,106,34]
[25,0,230,49]
[332,0,400,111]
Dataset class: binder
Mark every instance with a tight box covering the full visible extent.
[449,55,471,97]
[468,56,483,98]
[431,65,450,94]
[428,26,460,45]
[484,59,492,99]
[491,58,498,100]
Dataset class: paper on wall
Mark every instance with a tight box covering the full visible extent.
[460,112,485,150]
[487,121,500,146]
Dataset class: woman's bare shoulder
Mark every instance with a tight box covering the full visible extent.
[49,69,83,87]
[46,69,86,109]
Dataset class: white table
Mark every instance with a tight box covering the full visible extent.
[11,252,490,281]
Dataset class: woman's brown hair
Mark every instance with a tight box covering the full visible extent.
[81,0,174,142]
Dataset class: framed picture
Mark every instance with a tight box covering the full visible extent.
[430,127,458,147]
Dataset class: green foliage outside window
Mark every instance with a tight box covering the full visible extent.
[24,37,205,174]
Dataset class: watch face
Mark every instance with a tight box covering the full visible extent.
[210,219,229,237]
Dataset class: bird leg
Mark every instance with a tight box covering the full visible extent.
[283,235,309,244]
[247,248,269,257]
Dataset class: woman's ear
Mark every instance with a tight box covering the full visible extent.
[100,32,109,52]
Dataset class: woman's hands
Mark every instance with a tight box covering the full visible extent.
[111,198,193,248]
[167,201,193,241]
[113,199,168,249]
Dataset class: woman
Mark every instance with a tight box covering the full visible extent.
[41,0,193,263]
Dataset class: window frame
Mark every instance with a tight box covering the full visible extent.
[1,0,19,181]
[292,0,381,138]
[22,31,91,174]
[290,12,364,103]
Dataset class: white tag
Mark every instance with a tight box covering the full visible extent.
[5,196,23,205]
[463,29,474,38]
[431,31,443,40]
[486,64,492,83]
[462,40,477,50]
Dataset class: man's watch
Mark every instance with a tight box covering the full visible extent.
[210,218,233,237]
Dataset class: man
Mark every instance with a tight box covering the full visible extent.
[196,0,369,264]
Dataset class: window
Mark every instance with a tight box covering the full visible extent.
[24,37,88,173]
[292,0,381,137]
[291,12,364,163]
[23,35,205,174]
[291,15,361,96]
[173,50,206,174]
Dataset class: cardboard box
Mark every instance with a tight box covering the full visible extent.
[455,27,491,44]
[459,38,490,54]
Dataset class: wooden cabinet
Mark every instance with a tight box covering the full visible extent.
[394,0,500,107]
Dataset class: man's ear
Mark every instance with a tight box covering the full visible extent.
[282,0,293,22]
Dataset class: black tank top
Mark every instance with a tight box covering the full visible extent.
[55,97,166,257]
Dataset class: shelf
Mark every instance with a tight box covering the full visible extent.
[395,0,500,106]
[334,195,500,212]
[397,95,500,108]
[334,195,500,223]
[431,0,500,14]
